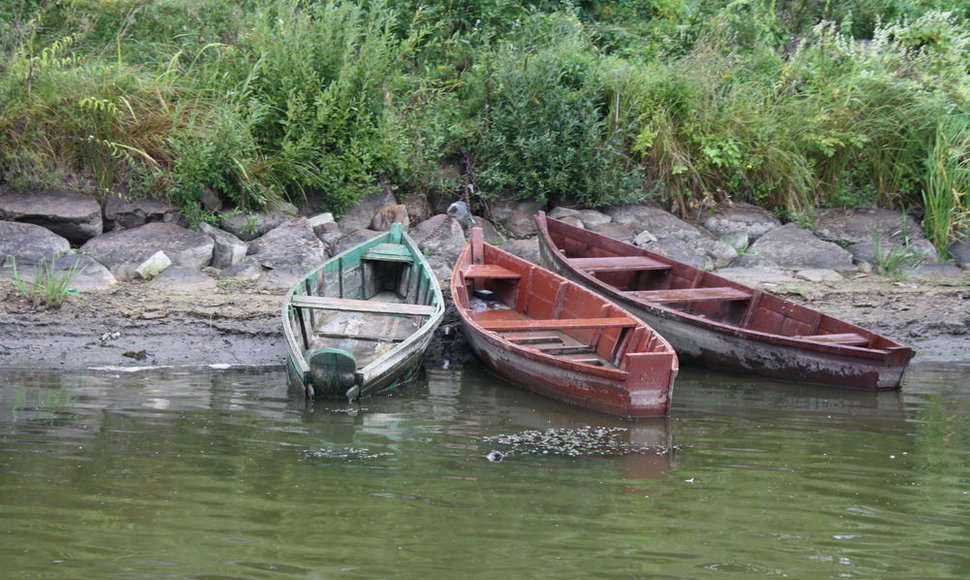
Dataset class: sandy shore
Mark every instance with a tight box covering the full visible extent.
[1,273,968,373]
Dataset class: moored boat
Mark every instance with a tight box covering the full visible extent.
[451,227,679,418]
[283,222,444,400]
[535,211,914,390]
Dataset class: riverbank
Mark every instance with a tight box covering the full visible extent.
[1,272,967,374]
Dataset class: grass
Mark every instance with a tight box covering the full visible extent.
[10,257,82,309]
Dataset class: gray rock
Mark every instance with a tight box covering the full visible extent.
[500,237,541,265]
[332,229,382,257]
[588,221,637,242]
[221,256,264,282]
[605,204,701,239]
[199,223,247,270]
[847,238,937,271]
[748,223,856,271]
[79,222,215,280]
[219,201,299,241]
[314,221,343,251]
[0,187,102,244]
[490,200,544,237]
[402,192,434,223]
[548,207,612,229]
[54,253,117,290]
[337,189,397,233]
[814,208,923,245]
[701,202,781,242]
[103,192,176,231]
[0,221,71,266]
[257,266,309,291]
[909,262,968,280]
[637,236,738,270]
[412,214,466,280]
[134,251,172,280]
[247,218,328,271]
[950,238,970,268]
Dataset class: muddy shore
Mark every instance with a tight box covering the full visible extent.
[1,274,968,374]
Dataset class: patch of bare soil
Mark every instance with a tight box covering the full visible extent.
[0,274,967,373]
[0,280,287,371]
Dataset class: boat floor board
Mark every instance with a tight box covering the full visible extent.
[463,264,522,279]
[291,295,437,316]
[477,317,637,331]
[568,255,671,272]
[627,287,753,303]
[798,332,869,346]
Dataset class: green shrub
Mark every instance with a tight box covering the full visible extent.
[467,12,642,209]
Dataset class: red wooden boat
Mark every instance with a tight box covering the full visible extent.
[535,212,914,390]
[451,228,679,418]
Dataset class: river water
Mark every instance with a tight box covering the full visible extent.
[1,362,968,579]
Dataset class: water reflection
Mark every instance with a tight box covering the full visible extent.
[0,362,968,579]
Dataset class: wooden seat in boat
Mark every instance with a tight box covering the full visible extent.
[627,287,753,303]
[290,295,438,316]
[797,333,869,346]
[568,256,670,272]
[462,264,521,279]
[476,317,637,331]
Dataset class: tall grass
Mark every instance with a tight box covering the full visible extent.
[923,114,970,256]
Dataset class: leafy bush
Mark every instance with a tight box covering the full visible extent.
[467,12,642,209]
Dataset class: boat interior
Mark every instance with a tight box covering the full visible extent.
[288,233,439,368]
[544,218,894,350]
[456,231,668,370]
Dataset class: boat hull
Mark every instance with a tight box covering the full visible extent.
[282,223,444,399]
[452,228,678,418]
[536,213,913,390]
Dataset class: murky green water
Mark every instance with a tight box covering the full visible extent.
[1,362,968,579]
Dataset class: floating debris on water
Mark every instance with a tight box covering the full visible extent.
[484,426,671,458]
[303,447,392,460]
[485,450,504,463]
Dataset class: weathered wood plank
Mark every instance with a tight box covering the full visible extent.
[477,317,636,331]
[798,333,869,346]
[628,287,752,303]
[463,264,521,279]
[363,243,414,262]
[569,256,670,272]
[291,295,437,316]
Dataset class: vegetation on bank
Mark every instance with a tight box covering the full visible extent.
[0,0,968,256]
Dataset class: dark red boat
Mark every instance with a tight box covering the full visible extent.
[535,212,914,390]
[451,228,679,418]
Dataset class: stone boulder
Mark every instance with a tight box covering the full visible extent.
[411,214,467,280]
[103,192,176,230]
[79,222,215,280]
[701,202,781,242]
[247,218,328,271]
[949,238,970,269]
[589,221,637,243]
[548,207,612,229]
[337,189,397,233]
[0,221,71,266]
[748,223,855,272]
[0,187,102,244]
[814,208,921,245]
[815,207,938,267]
[219,201,299,241]
[198,223,247,270]
[54,254,117,291]
[490,200,545,237]
[607,204,737,269]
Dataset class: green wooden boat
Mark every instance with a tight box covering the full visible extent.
[282,222,445,400]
